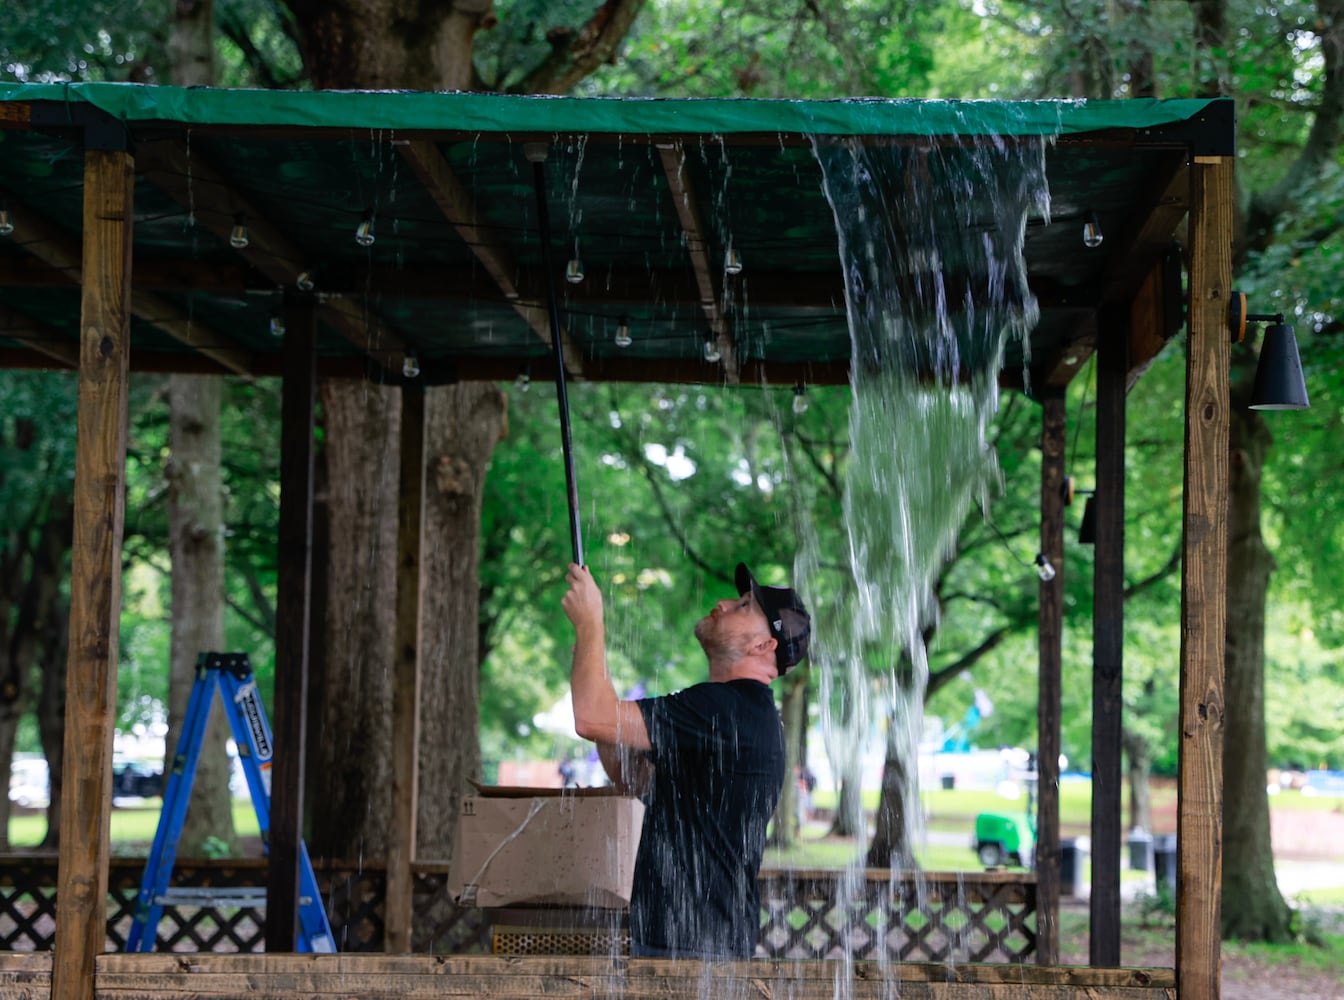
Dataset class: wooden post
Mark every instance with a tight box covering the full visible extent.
[266,296,317,952]
[51,147,134,1000]
[1177,156,1233,1000]
[1035,391,1065,966]
[386,382,426,952]
[1090,310,1127,965]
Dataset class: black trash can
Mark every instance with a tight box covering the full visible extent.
[1059,837,1089,897]
[1128,830,1154,872]
[1153,834,1177,891]
[940,774,956,790]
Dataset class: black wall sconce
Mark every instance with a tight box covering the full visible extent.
[1228,291,1310,410]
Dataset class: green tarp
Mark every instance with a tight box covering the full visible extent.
[1,81,1221,139]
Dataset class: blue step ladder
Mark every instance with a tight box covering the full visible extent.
[127,651,336,953]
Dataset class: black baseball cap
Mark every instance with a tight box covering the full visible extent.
[736,563,811,675]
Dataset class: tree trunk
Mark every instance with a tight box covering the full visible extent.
[36,592,68,851]
[289,0,496,91]
[165,375,235,856]
[1221,389,1293,942]
[309,380,401,859]
[415,383,507,858]
[865,701,917,869]
[769,664,809,849]
[1121,727,1152,834]
[0,497,71,849]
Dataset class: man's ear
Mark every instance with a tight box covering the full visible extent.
[755,635,779,659]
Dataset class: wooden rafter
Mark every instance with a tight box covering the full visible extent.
[396,140,583,378]
[0,198,253,374]
[656,142,740,384]
[0,305,79,367]
[134,140,409,375]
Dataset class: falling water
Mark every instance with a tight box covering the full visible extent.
[797,125,1049,985]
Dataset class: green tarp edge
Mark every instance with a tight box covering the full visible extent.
[0,82,1221,138]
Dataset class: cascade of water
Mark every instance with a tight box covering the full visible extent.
[797,126,1049,987]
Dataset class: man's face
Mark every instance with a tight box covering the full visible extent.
[694,592,771,661]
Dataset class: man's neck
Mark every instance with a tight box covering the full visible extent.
[708,657,777,685]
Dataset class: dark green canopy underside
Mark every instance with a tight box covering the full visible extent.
[0,84,1232,389]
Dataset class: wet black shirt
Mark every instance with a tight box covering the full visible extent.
[632,679,785,958]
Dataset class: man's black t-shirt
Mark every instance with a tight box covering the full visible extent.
[633,679,785,958]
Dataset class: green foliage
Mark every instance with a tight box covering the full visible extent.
[0,0,167,83]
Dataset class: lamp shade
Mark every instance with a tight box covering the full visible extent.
[1250,322,1310,410]
[1079,496,1097,545]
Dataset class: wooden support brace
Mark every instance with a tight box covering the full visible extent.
[386,383,426,952]
[52,147,134,1000]
[1176,155,1232,1000]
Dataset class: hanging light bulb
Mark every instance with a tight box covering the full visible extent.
[566,255,585,284]
[1034,553,1057,582]
[229,213,249,249]
[355,214,376,247]
[792,382,809,415]
[515,371,531,393]
[0,203,16,237]
[614,315,632,348]
[724,246,743,275]
[268,310,286,339]
[296,270,315,292]
[1082,211,1104,249]
[402,351,420,379]
[703,335,722,364]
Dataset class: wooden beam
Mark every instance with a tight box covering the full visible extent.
[52,146,134,1000]
[1101,158,1189,308]
[1035,392,1065,966]
[1126,254,1177,392]
[385,382,425,953]
[0,305,80,367]
[266,295,317,953]
[0,196,254,375]
[91,953,1177,996]
[1176,155,1232,1000]
[1090,308,1127,966]
[396,139,584,377]
[134,138,409,370]
[656,142,741,383]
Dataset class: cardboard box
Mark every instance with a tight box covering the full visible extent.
[447,787,644,909]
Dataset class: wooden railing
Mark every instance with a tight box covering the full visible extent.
[0,855,1035,962]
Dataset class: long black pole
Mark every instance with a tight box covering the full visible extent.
[526,143,584,567]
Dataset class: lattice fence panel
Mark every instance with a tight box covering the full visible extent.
[0,856,1030,962]
[758,871,1037,963]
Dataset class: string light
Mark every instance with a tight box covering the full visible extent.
[0,207,12,237]
[402,351,420,379]
[1082,211,1103,249]
[724,246,743,275]
[355,214,376,247]
[229,213,249,249]
[792,382,809,415]
[296,270,315,292]
[703,335,722,364]
[566,255,585,284]
[614,315,632,348]
[515,371,531,392]
[268,310,285,338]
[1034,553,1057,581]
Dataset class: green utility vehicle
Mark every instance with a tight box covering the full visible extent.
[972,811,1034,867]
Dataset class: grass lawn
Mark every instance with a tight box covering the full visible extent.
[8,801,262,853]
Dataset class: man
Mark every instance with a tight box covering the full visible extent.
[562,561,811,959]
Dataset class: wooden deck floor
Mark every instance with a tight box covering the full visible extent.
[0,952,1176,999]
